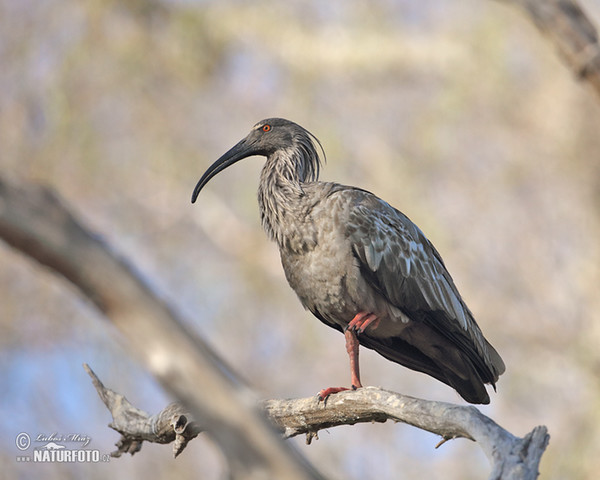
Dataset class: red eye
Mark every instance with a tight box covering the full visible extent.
[262,124,271,132]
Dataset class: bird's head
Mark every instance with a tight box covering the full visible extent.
[191,118,324,203]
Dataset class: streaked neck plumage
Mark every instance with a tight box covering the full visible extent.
[257,135,323,252]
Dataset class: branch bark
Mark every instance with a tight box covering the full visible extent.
[0,177,548,480]
[85,363,548,480]
[84,364,203,458]
[497,0,600,99]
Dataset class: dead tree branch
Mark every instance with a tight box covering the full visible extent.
[84,364,203,458]
[85,363,548,480]
[0,177,549,479]
[265,390,549,480]
[497,0,600,98]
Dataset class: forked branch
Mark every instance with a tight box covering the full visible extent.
[85,362,548,480]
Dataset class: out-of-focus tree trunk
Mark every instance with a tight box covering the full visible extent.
[0,177,325,480]
[497,0,600,99]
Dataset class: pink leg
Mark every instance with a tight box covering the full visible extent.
[346,327,362,388]
[317,329,363,401]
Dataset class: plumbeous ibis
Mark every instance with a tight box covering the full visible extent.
[192,118,505,404]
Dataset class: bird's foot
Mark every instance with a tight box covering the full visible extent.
[347,312,380,334]
[317,384,359,402]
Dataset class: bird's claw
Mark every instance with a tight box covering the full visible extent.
[317,384,362,402]
[347,312,380,334]
[317,386,350,402]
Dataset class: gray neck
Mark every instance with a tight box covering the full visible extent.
[257,149,317,252]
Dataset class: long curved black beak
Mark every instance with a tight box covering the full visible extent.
[191,137,257,203]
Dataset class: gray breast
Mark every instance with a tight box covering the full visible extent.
[279,185,410,334]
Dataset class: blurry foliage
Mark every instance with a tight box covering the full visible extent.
[1,0,600,479]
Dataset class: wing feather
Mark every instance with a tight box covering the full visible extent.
[343,189,504,382]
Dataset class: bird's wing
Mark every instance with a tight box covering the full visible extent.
[342,188,503,380]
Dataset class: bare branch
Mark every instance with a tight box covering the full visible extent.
[84,364,202,458]
[85,364,548,480]
[497,0,600,98]
[265,389,549,480]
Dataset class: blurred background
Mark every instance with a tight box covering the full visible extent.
[2,0,600,478]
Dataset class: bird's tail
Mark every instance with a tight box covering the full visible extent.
[358,334,493,404]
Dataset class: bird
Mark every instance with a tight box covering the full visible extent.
[192,118,505,404]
